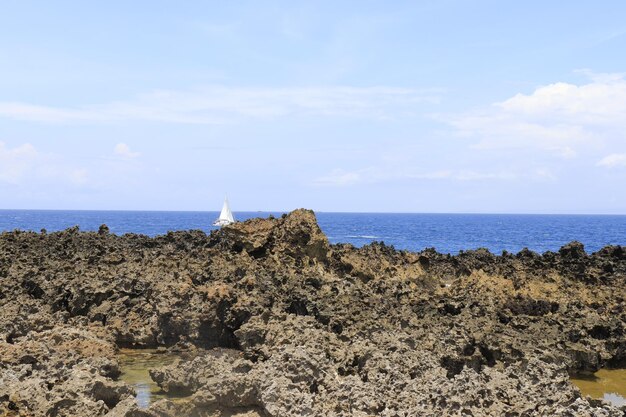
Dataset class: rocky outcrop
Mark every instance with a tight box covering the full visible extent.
[1,209,625,416]
[0,326,133,416]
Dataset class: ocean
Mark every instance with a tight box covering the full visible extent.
[0,210,625,254]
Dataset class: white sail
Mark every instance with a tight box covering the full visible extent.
[213,198,235,226]
[219,198,235,223]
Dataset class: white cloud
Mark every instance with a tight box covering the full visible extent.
[0,86,439,125]
[312,169,362,186]
[69,169,89,185]
[0,141,39,184]
[532,168,558,182]
[311,167,553,187]
[443,72,626,158]
[114,143,140,158]
[597,153,626,168]
[0,102,105,124]
[393,169,518,182]
[0,141,90,187]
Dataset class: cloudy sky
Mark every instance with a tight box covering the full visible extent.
[1,1,626,213]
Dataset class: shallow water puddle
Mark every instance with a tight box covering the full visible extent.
[117,348,184,408]
[570,369,626,407]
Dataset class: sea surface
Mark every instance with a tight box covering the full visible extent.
[1,210,625,254]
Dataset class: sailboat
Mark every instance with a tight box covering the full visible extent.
[213,197,235,226]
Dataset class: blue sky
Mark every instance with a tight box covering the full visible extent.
[1,1,626,213]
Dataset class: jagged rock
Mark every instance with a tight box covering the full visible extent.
[0,210,625,416]
[214,209,329,262]
[559,241,587,259]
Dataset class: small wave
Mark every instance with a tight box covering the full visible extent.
[346,235,380,239]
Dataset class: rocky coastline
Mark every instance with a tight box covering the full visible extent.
[1,209,625,416]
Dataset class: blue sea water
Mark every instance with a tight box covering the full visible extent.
[0,210,625,254]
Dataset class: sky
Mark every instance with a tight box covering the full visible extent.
[1,1,626,214]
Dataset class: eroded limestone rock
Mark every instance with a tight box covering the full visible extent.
[1,209,625,416]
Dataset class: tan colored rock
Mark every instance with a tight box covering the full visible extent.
[1,210,625,416]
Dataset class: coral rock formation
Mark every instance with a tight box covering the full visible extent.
[1,209,625,416]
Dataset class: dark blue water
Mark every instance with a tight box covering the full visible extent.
[0,210,625,254]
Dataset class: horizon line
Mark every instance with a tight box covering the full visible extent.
[1,208,626,216]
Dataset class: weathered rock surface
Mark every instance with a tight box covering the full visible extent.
[1,209,625,416]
